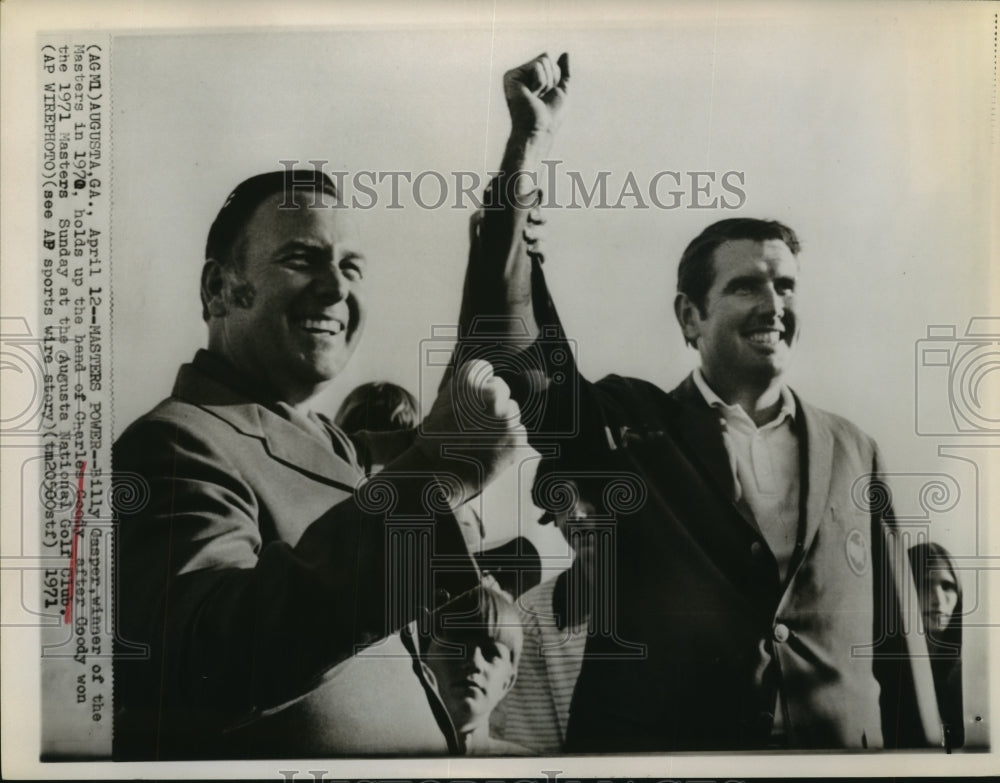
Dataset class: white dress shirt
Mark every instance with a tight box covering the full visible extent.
[692,368,800,581]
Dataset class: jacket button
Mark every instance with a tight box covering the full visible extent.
[750,541,764,558]
[773,623,790,643]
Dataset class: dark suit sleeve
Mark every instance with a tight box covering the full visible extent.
[440,177,555,409]
[113,417,477,757]
[450,176,618,453]
[457,179,541,342]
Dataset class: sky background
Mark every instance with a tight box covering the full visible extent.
[105,2,996,748]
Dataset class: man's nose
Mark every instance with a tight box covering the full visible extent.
[469,645,487,670]
[312,263,349,302]
[758,283,785,317]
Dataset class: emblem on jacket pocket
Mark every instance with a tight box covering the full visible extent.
[845,528,869,576]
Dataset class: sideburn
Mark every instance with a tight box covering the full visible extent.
[228,280,256,309]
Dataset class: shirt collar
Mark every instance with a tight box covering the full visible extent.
[692,367,796,426]
[192,349,337,446]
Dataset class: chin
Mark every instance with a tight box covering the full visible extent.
[450,709,475,731]
[306,351,352,382]
[738,361,784,385]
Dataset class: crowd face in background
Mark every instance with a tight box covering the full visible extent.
[425,626,518,733]
[919,566,960,634]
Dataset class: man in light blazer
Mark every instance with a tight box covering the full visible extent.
[466,52,937,751]
[112,170,526,758]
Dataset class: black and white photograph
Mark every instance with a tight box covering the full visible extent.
[1,1,997,779]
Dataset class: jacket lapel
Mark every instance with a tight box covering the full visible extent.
[797,395,834,557]
[258,409,363,492]
[668,374,740,505]
[172,361,362,492]
[670,375,736,500]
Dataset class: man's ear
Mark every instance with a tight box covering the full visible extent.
[502,671,516,693]
[674,292,701,346]
[201,259,228,318]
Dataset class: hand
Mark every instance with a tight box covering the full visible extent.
[470,200,545,248]
[418,359,527,505]
[504,52,570,150]
[523,203,546,253]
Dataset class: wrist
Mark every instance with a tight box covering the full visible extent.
[504,130,554,168]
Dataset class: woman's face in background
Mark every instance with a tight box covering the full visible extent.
[920,567,959,633]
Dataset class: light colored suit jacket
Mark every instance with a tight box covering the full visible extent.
[113,351,478,759]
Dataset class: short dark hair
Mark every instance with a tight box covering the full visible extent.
[334,382,420,433]
[201,169,340,319]
[677,217,801,318]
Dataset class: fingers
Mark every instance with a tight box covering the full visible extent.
[455,358,499,401]
[508,52,565,97]
[503,50,570,142]
[455,358,510,411]
[454,360,527,436]
[482,373,512,411]
[502,397,524,432]
[539,54,556,91]
[523,205,546,246]
[417,361,526,503]
[468,208,484,243]
[556,52,570,90]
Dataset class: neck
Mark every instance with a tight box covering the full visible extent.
[458,721,491,752]
[700,368,784,427]
[274,387,318,413]
[203,342,320,412]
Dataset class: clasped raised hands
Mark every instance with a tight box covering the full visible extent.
[417,359,528,506]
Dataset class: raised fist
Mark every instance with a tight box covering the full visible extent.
[418,359,527,505]
[504,52,570,145]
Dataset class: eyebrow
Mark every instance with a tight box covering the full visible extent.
[721,274,762,293]
[272,240,366,262]
[341,250,367,265]
[721,272,796,294]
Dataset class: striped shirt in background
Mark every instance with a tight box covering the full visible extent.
[490,574,589,753]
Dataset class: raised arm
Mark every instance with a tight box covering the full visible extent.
[457,52,570,342]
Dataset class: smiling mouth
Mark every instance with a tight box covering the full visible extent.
[296,317,345,336]
[744,329,784,347]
